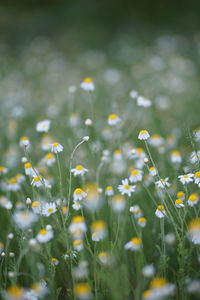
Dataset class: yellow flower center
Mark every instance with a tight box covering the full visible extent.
[48,208,54,213]
[158,205,165,211]
[131,237,141,245]
[39,229,47,235]
[24,162,31,169]
[0,166,4,172]
[74,283,91,295]
[149,167,155,171]
[51,258,57,263]
[73,239,82,246]
[183,175,188,178]
[53,142,59,147]
[109,114,117,120]
[195,172,200,178]
[175,199,183,205]
[33,177,40,182]
[84,77,92,83]
[46,153,53,160]
[124,185,130,190]
[139,217,146,223]
[91,220,106,231]
[62,206,68,212]
[177,191,184,198]
[76,165,83,170]
[32,201,40,208]
[150,277,167,289]
[72,215,84,223]
[75,188,82,194]
[106,186,112,190]
[7,285,24,298]
[98,252,107,259]
[10,178,17,184]
[188,218,200,231]
[132,169,139,176]
[172,150,180,156]
[140,130,147,134]
[189,193,198,202]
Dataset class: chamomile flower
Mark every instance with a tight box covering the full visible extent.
[149,277,175,299]
[62,206,69,215]
[41,134,53,151]
[0,166,8,175]
[137,96,152,107]
[5,285,25,300]
[155,205,166,218]
[149,134,164,147]
[105,186,114,196]
[155,177,170,188]
[51,257,59,266]
[80,77,95,91]
[149,166,157,176]
[124,237,141,251]
[91,220,107,241]
[189,151,200,164]
[36,228,54,243]
[15,173,26,184]
[171,150,182,163]
[118,178,135,197]
[42,202,57,216]
[98,252,109,264]
[188,218,200,245]
[74,282,92,299]
[72,201,82,211]
[177,191,185,201]
[36,120,51,133]
[107,114,121,126]
[175,199,184,208]
[194,171,200,184]
[31,176,44,188]
[73,188,87,201]
[8,178,20,191]
[31,201,42,214]
[51,142,63,153]
[28,282,47,299]
[138,130,150,140]
[13,211,38,229]
[110,195,126,212]
[45,153,56,166]
[129,168,143,183]
[130,205,143,218]
[0,196,12,210]
[73,239,84,252]
[178,173,194,184]
[71,165,88,176]
[24,162,35,176]
[138,217,147,227]
[188,193,199,207]
[19,136,30,148]
[69,216,87,237]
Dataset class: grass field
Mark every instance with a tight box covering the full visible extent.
[0,6,200,299]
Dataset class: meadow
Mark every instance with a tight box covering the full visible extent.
[0,15,200,300]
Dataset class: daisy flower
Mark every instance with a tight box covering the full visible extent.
[15,173,26,184]
[175,199,184,208]
[31,176,45,188]
[73,188,87,201]
[8,178,20,192]
[118,178,135,197]
[178,173,194,184]
[177,191,185,201]
[13,211,38,229]
[189,151,200,164]
[98,252,109,265]
[138,217,147,228]
[148,134,164,147]
[155,205,166,218]
[51,257,59,266]
[42,202,57,216]
[188,193,199,207]
[80,77,95,91]
[73,239,84,252]
[105,186,114,196]
[72,201,82,211]
[188,218,200,245]
[45,153,56,166]
[24,162,35,176]
[71,165,88,176]
[0,196,12,210]
[194,171,200,184]
[110,195,126,212]
[149,166,157,176]
[149,277,175,299]
[107,114,121,126]
[36,120,51,133]
[51,142,63,153]
[0,166,8,175]
[69,216,87,237]
[130,205,143,218]
[124,237,141,251]
[138,130,150,140]
[41,134,53,151]
[171,150,182,163]
[74,282,92,299]
[5,285,25,300]
[19,136,30,148]
[129,168,143,183]
[31,201,42,214]
[36,228,54,243]
[91,220,107,242]
[137,96,152,107]
[155,177,170,189]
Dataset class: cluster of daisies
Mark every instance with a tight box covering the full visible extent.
[0,75,200,300]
